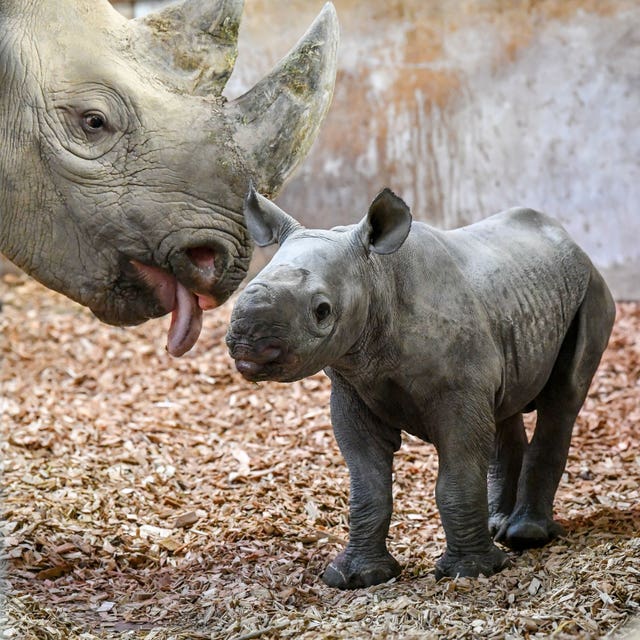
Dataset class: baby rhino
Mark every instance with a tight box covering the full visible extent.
[226,185,615,589]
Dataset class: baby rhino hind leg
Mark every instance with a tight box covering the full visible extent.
[488,413,527,540]
[496,269,615,550]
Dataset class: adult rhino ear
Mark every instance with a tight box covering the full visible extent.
[229,3,339,196]
[132,0,243,96]
[356,188,412,255]
[243,182,303,247]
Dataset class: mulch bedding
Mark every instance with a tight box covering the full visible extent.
[1,273,639,640]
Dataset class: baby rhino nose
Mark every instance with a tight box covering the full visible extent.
[232,282,280,323]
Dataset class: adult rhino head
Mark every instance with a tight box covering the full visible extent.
[0,0,338,355]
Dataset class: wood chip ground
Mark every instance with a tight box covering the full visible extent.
[1,274,639,639]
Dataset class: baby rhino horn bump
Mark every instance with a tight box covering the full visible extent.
[229,3,339,196]
[133,0,243,96]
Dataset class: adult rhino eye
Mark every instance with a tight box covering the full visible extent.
[315,301,332,323]
[82,112,106,132]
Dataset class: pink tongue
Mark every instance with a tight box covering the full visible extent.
[166,281,203,357]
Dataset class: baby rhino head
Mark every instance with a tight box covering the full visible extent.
[226,184,412,382]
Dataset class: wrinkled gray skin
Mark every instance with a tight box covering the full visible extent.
[0,0,338,356]
[227,185,615,589]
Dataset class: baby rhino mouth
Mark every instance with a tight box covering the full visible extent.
[227,336,296,381]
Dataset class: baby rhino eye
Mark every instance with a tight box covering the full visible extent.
[315,301,332,323]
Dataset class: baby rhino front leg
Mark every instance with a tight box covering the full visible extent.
[323,375,402,589]
[433,401,509,579]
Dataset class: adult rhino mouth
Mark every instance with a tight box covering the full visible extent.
[130,259,218,357]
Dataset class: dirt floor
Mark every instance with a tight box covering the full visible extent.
[1,274,639,639]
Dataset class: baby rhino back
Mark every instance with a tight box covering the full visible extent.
[443,207,597,416]
[451,207,592,306]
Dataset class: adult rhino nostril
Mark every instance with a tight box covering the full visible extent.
[186,246,216,274]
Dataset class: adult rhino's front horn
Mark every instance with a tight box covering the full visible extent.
[0,0,339,355]
[132,0,339,194]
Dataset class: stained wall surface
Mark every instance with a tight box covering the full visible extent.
[224,0,639,298]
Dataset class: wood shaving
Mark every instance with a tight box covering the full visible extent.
[1,274,639,639]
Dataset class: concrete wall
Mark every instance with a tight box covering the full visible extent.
[224,0,639,298]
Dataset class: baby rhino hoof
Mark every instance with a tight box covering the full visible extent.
[435,545,509,580]
[322,550,401,589]
[495,517,566,551]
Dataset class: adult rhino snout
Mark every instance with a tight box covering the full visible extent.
[167,238,235,307]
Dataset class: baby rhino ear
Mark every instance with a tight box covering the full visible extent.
[243,182,303,247]
[356,188,412,255]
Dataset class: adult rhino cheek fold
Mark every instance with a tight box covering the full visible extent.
[0,0,339,349]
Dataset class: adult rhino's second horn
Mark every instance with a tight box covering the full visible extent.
[133,0,244,96]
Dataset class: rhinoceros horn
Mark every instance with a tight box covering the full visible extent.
[228,3,339,195]
[134,0,339,196]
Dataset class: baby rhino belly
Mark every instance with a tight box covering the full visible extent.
[496,297,576,420]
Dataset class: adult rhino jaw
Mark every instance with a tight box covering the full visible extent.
[0,0,339,342]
